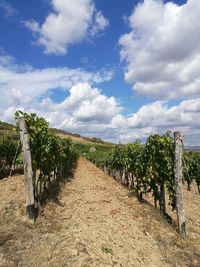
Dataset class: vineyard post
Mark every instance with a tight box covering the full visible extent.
[174,131,186,237]
[18,115,35,223]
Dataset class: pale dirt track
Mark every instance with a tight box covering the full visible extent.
[0,157,200,267]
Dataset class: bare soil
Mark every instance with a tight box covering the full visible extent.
[0,157,200,267]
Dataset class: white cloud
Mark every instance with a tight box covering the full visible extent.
[0,55,121,139]
[0,0,17,17]
[25,0,109,55]
[40,83,122,132]
[111,98,200,145]
[40,94,200,145]
[0,54,114,111]
[119,0,200,100]
[90,11,109,37]
[73,85,122,123]
[1,54,200,145]
[41,83,122,122]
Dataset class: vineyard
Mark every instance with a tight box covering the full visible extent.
[1,111,77,221]
[0,112,200,266]
[85,133,200,227]
[0,134,21,178]
[0,113,200,226]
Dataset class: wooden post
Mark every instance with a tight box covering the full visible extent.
[174,132,186,236]
[18,116,35,223]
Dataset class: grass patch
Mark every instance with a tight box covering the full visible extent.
[102,246,113,255]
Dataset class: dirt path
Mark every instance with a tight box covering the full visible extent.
[0,158,200,267]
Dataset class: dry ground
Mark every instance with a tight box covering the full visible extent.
[0,157,200,267]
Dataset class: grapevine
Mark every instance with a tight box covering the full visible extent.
[15,111,78,203]
[85,131,200,220]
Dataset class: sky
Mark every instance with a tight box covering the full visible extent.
[0,0,200,145]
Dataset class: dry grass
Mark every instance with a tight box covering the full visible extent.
[0,158,199,267]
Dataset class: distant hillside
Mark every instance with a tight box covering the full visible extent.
[50,127,114,147]
[0,121,113,148]
[185,146,200,151]
[0,121,14,130]
[0,121,15,135]
[1,121,200,152]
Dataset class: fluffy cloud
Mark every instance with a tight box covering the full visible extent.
[0,55,113,113]
[119,0,200,99]
[0,80,122,139]
[41,83,122,124]
[112,99,200,129]
[25,0,109,55]
[111,98,200,145]
[38,83,123,139]
[1,54,200,145]
[0,55,121,139]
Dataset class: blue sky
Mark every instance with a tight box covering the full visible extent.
[0,0,200,145]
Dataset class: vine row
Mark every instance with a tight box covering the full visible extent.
[85,132,200,218]
[15,111,78,205]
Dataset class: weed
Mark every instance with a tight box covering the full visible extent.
[101,246,113,255]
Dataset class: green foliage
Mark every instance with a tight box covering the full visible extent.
[183,151,200,193]
[0,134,20,171]
[183,151,195,190]
[15,111,78,178]
[145,132,175,210]
[102,246,113,254]
[0,121,14,131]
[16,153,23,165]
[85,132,177,212]
[74,142,112,155]
[193,152,200,188]
[85,131,200,216]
